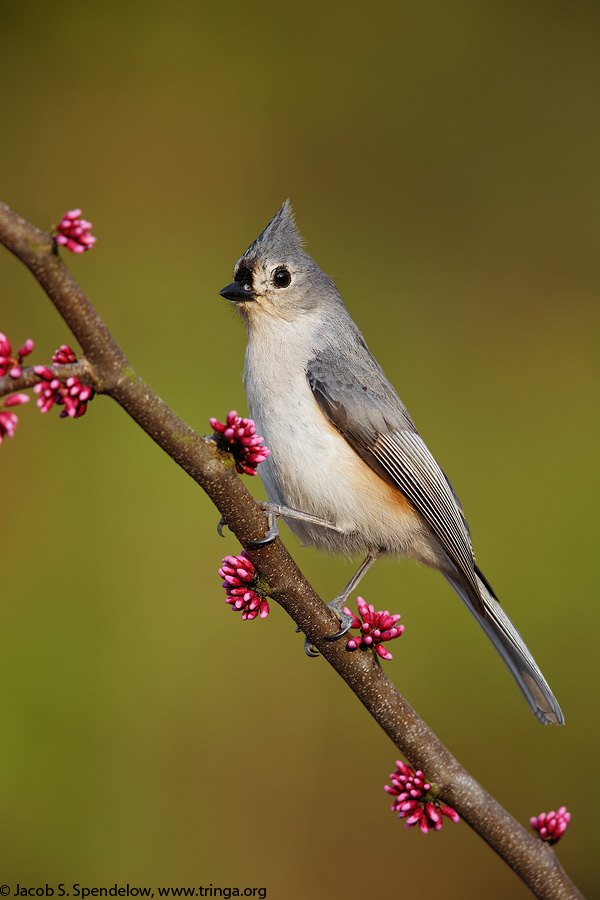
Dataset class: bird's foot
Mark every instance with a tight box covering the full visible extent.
[300,599,355,657]
[247,502,340,548]
[246,504,281,548]
[323,600,355,641]
[303,635,320,657]
[217,503,287,546]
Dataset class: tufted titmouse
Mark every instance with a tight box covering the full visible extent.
[219,201,564,726]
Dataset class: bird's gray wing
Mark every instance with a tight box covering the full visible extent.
[306,346,484,613]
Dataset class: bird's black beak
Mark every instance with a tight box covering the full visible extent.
[219,281,257,303]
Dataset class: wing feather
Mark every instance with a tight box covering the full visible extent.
[307,348,483,612]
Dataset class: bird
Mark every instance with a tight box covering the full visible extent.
[219,200,564,726]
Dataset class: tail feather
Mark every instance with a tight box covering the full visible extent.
[443,571,564,725]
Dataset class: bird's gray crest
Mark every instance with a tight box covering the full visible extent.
[243,200,304,262]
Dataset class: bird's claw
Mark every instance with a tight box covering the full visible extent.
[295,625,319,657]
[304,637,320,657]
[246,505,280,548]
[246,529,279,548]
[298,602,353,656]
[217,504,281,546]
[244,501,342,549]
[323,602,354,641]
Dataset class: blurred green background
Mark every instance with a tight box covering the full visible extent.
[1,1,598,897]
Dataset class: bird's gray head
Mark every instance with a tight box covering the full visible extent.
[219,201,338,323]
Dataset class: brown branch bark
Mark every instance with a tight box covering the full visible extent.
[0,361,90,396]
[0,199,584,900]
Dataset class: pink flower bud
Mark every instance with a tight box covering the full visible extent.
[31,366,92,419]
[0,410,19,443]
[218,551,270,622]
[530,806,570,844]
[0,333,36,380]
[52,345,77,365]
[54,209,96,253]
[4,393,30,407]
[210,410,270,475]
[441,806,460,823]
[345,596,404,660]
[385,759,457,834]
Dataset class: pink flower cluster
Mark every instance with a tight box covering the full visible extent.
[34,348,92,418]
[219,552,270,620]
[210,410,270,476]
[0,332,34,378]
[54,209,97,254]
[52,344,77,365]
[0,393,29,445]
[1,333,92,444]
[530,807,570,844]
[0,411,18,444]
[344,596,404,660]
[0,333,34,445]
[385,760,459,834]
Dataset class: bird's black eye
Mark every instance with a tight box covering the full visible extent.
[272,266,291,288]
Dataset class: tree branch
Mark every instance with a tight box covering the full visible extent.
[0,199,584,900]
[0,361,91,396]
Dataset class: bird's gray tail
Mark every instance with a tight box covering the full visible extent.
[443,568,564,725]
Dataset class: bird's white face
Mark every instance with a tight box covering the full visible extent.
[234,257,306,321]
[219,200,339,328]
[229,253,324,323]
